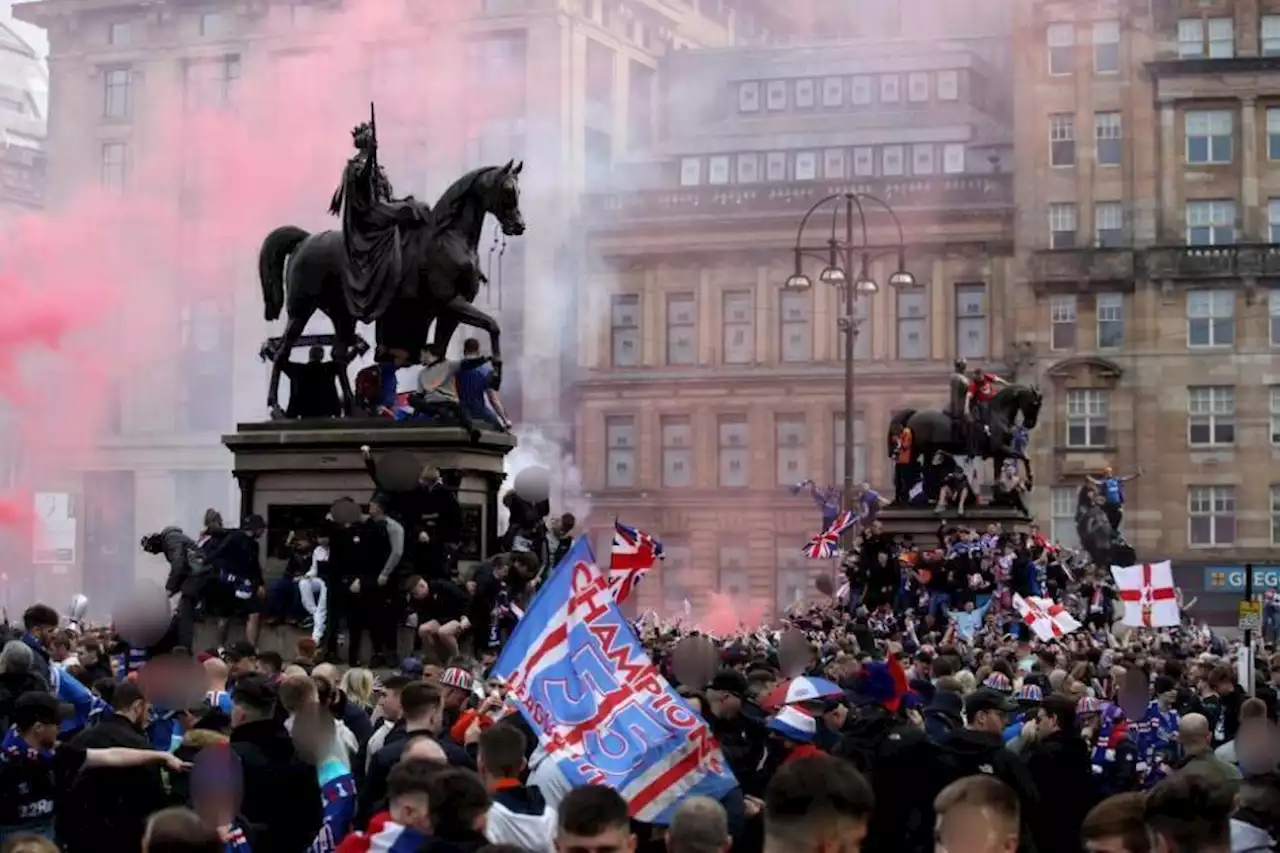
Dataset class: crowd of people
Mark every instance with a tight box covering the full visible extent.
[0,446,1275,853]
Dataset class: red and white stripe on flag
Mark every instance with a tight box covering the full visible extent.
[1013,593,1082,643]
[1109,560,1179,628]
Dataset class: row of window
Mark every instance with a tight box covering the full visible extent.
[1049,197,1280,251]
[1176,15,1280,60]
[1047,111,1122,168]
[608,283,992,366]
[1058,384,1280,450]
[102,54,241,120]
[735,69,964,114]
[603,412,867,490]
[1049,107,1280,172]
[1049,485,1280,549]
[677,143,969,187]
[1045,21,1123,76]
[104,8,240,49]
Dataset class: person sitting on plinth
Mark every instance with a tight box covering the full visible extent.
[406,344,481,441]
[456,338,511,432]
[282,345,342,419]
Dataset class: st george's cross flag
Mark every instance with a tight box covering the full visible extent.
[610,521,665,604]
[493,537,737,824]
[802,510,855,559]
[1014,593,1082,642]
[1111,560,1179,628]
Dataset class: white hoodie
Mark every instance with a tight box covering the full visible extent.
[485,783,558,853]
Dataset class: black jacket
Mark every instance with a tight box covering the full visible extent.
[229,718,323,853]
[59,713,168,853]
[358,727,475,829]
[936,728,1041,853]
[1022,731,1095,853]
[703,704,767,797]
[0,671,48,731]
[157,526,209,598]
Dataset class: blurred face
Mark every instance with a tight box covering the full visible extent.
[556,823,635,853]
[936,805,1017,853]
[30,720,58,749]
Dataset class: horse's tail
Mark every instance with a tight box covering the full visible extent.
[259,225,309,322]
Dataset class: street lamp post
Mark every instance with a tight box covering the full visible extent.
[783,193,917,517]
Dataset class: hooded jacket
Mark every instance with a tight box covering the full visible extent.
[157,526,208,598]
[1022,730,1096,853]
[936,728,1041,853]
[1232,819,1276,853]
[230,718,323,853]
[923,693,965,743]
[485,781,557,853]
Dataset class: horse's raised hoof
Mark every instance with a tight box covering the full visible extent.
[269,405,287,420]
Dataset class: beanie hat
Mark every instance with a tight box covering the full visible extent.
[768,706,817,744]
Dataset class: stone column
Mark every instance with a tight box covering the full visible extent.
[1241,96,1259,239]
[1159,102,1178,242]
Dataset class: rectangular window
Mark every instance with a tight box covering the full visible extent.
[1050,487,1081,548]
[907,72,929,102]
[766,80,787,111]
[109,21,131,46]
[1270,290,1280,346]
[775,415,807,486]
[1094,21,1120,73]
[1049,203,1078,249]
[718,415,749,487]
[100,141,129,189]
[882,145,904,176]
[823,148,846,178]
[795,151,817,180]
[912,144,935,175]
[661,416,693,488]
[943,143,965,174]
[1186,200,1235,246]
[1272,486,1280,545]
[1096,202,1124,248]
[879,75,900,103]
[1097,292,1124,349]
[1095,112,1122,166]
[1050,114,1076,167]
[200,11,225,37]
[1050,294,1078,351]
[850,75,871,105]
[1187,289,1235,347]
[779,290,812,362]
[896,289,929,359]
[1188,485,1235,546]
[955,283,988,359]
[666,293,697,365]
[605,415,636,488]
[1066,388,1108,447]
[679,157,700,186]
[822,76,844,107]
[1048,22,1075,75]
[103,67,131,119]
[766,152,786,181]
[722,290,754,364]
[708,155,730,185]
[1269,199,1280,243]
[1264,15,1280,56]
[1186,110,1233,165]
[610,294,640,367]
[184,55,241,110]
[795,79,815,108]
[738,81,760,112]
[736,153,759,184]
[937,70,959,100]
[833,412,867,485]
[852,147,874,176]
[1268,109,1280,160]
[1178,18,1204,57]
[1208,17,1235,58]
[1272,386,1280,444]
[1187,385,1236,446]
[718,545,748,596]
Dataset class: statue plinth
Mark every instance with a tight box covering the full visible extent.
[874,506,1033,541]
[222,420,514,579]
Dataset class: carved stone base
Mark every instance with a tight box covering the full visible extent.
[874,505,1033,540]
[221,420,515,581]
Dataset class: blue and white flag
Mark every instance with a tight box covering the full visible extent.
[49,664,109,733]
[493,538,737,823]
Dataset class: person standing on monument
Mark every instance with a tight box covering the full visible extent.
[963,365,1010,456]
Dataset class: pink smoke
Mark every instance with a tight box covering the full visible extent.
[696,592,768,636]
[0,1,531,597]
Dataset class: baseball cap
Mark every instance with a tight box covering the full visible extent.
[440,667,474,693]
[963,688,1018,718]
[399,657,425,678]
[13,692,71,728]
[225,641,257,663]
[708,669,747,698]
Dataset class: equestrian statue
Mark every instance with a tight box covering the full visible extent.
[887,357,1043,503]
[258,106,526,418]
[1076,484,1136,569]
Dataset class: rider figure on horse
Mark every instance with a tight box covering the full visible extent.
[963,365,1009,456]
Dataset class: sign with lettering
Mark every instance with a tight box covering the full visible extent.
[1203,566,1280,592]
[493,538,737,823]
[1238,600,1262,632]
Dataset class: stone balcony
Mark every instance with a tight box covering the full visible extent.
[1144,243,1280,280]
[582,173,1014,226]
[1028,247,1136,292]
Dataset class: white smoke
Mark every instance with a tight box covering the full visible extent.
[498,424,589,532]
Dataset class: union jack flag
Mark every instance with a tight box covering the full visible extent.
[801,510,855,559]
[610,520,664,604]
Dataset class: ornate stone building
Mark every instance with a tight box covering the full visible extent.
[575,35,1018,615]
[1014,0,1280,619]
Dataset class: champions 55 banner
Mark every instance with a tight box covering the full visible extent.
[492,538,737,823]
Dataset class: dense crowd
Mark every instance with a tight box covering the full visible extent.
[0,451,1276,853]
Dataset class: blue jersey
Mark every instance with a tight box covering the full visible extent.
[224,820,252,853]
[205,690,234,715]
[1138,701,1179,787]
[1100,477,1124,505]
[309,760,356,853]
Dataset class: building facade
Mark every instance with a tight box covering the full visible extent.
[1014,0,1280,619]
[15,0,785,607]
[575,35,1018,615]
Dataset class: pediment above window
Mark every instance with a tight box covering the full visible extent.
[1045,355,1123,381]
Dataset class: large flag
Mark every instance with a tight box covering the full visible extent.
[493,538,737,823]
[1013,593,1081,642]
[610,521,664,604]
[801,510,854,559]
[1111,560,1179,628]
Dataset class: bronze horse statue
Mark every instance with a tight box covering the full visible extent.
[258,161,526,417]
[1076,484,1136,568]
[888,383,1043,487]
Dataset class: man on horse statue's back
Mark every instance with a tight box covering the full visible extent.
[328,117,429,324]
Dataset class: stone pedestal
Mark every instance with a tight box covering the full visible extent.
[222,420,515,580]
[875,506,1032,540]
